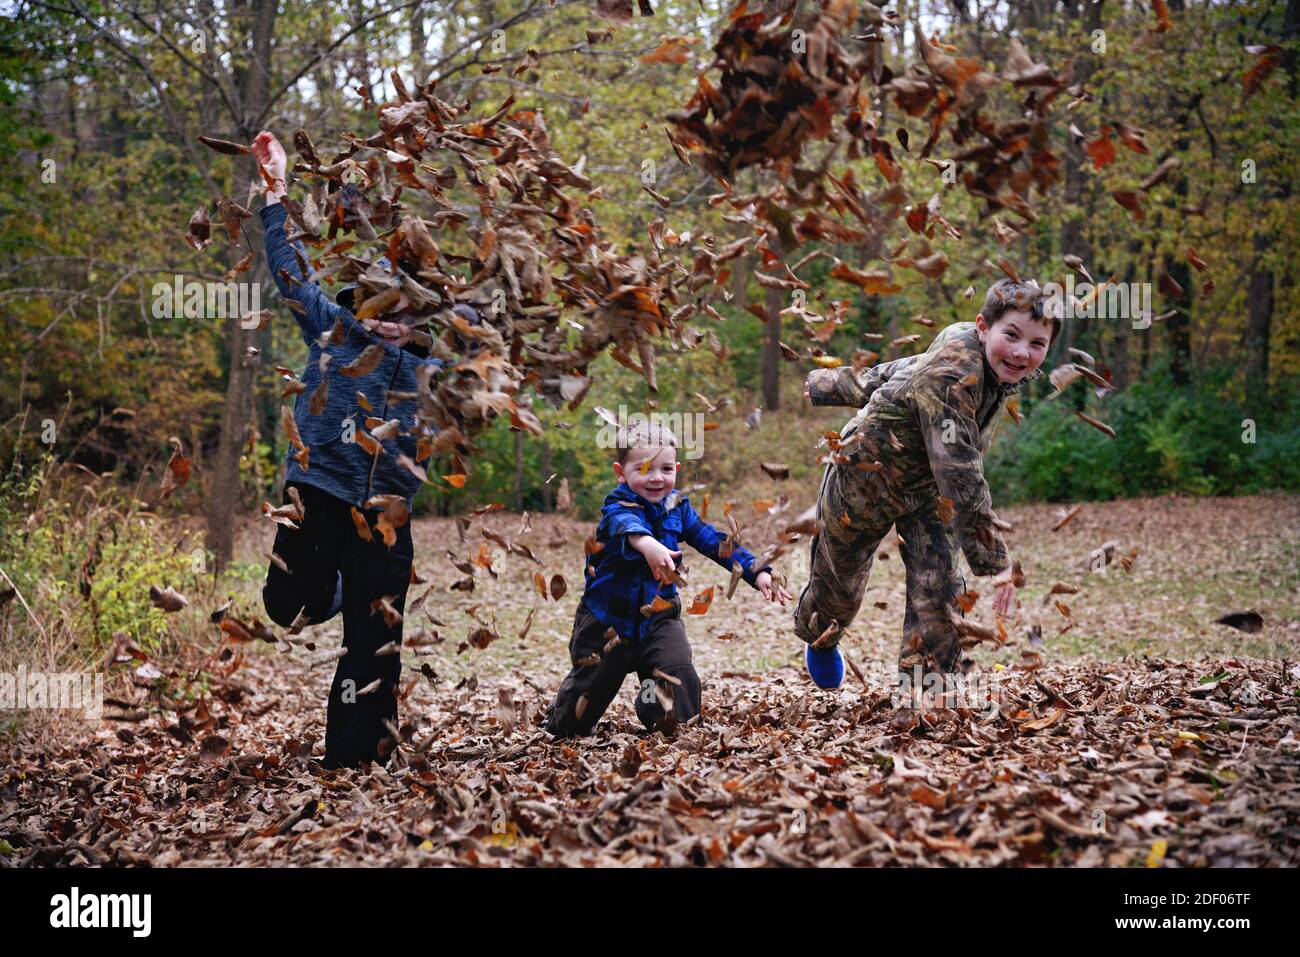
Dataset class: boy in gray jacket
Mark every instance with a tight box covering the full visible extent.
[252,130,475,768]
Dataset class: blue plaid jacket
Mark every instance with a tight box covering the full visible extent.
[261,201,447,509]
[581,484,770,642]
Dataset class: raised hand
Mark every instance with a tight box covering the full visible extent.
[251,130,288,202]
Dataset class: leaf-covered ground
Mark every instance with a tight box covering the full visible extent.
[3,494,1298,867]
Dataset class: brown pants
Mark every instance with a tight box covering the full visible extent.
[793,462,969,678]
[544,598,701,737]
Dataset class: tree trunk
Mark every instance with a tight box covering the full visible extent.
[206,0,278,573]
[1244,234,1273,408]
[1162,0,1193,386]
[761,234,783,410]
[1112,254,1133,390]
[411,2,428,84]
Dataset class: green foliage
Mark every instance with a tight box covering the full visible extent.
[0,452,205,662]
[987,363,1300,502]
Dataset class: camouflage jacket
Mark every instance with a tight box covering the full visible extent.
[806,322,1041,577]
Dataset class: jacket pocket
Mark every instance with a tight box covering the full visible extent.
[659,511,682,544]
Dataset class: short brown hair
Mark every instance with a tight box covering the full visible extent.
[614,421,678,465]
[980,278,1060,344]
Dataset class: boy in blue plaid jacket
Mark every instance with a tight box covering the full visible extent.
[543,422,792,737]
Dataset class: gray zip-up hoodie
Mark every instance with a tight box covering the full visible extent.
[260,201,465,508]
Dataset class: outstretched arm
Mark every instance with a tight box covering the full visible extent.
[679,501,765,585]
[805,355,910,408]
[253,130,434,354]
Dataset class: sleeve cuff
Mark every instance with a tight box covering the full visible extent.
[260,202,288,227]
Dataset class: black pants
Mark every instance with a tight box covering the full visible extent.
[544,598,701,737]
[261,481,414,768]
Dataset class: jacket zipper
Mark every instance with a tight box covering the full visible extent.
[365,350,405,503]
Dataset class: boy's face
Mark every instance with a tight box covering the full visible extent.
[976,309,1052,384]
[613,444,679,503]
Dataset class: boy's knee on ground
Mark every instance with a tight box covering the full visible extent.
[635,664,700,728]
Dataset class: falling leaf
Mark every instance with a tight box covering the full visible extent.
[1086,126,1116,169]
[185,206,212,251]
[339,345,385,377]
[1111,190,1145,221]
[640,594,674,617]
[688,587,715,615]
[1243,45,1283,101]
[148,585,188,613]
[1050,504,1081,535]
[1074,409,1116,438]
[159,446,192,499]
[831,262,902,295]
[197,135,251,155]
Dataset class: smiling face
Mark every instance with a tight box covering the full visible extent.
[976,309,1053,384]
[613,444,680,503]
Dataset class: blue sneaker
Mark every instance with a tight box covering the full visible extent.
[805,644,844,689]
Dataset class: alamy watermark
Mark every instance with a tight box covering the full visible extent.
[152,274,263,328]
[891,665,1006,713]
[1,666,104,720]
[595,404,706,460]
[50,887,151,937]
[1042,275,1154,329]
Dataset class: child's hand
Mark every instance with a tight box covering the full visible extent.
[756,571,793,605]
[991,581,1016,618]
[990,560,1021,618]
[631,535,682,585]
[251,130,288,201]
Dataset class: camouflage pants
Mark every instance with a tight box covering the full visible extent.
[793,461,969,678]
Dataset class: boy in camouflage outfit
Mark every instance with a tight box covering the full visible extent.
[796,279,1059,689]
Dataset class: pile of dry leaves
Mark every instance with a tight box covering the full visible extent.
[2,649,1296,867]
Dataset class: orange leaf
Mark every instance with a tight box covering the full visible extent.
[350,507,373,541]
[909,784,947,810]
[687,586,715,615]
[1086,126,1116,169]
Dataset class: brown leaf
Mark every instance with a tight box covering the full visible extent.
[148,584,188,613]
[1073,409,1115,438]
[186,206,212,250]
[197,135,251,155]
[199,734,232,765]
[1111,191,1145,221]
